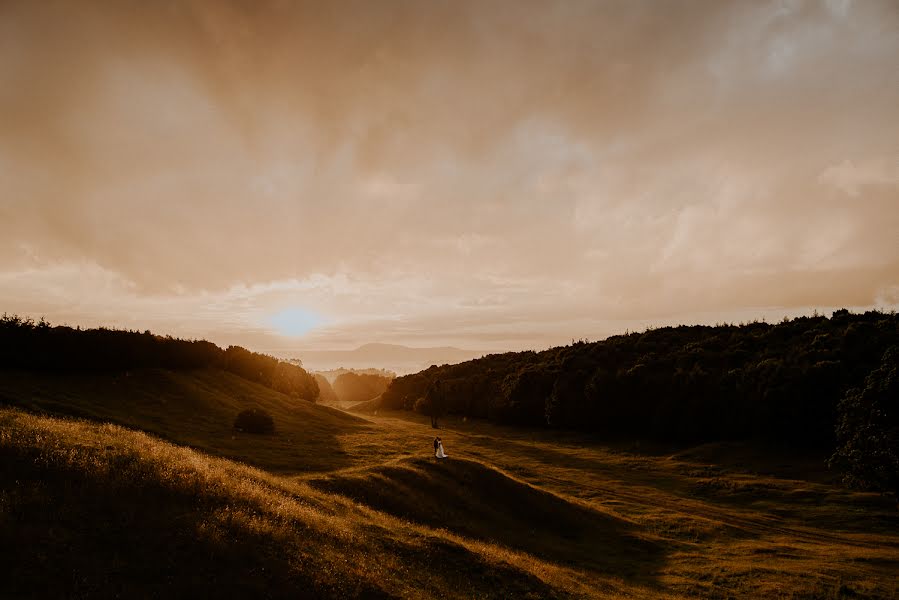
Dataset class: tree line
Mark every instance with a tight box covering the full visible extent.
[0,314,319,401]
[381,310,897,450]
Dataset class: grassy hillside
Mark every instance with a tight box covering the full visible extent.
[0,368,365,472]
[0,408,582,599]
[307,457,662,580]
[2,369,898,598]
[333,411,899,599]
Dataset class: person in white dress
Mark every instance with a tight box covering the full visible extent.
[435,437,448,459]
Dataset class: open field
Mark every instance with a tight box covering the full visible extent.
[1,370,897,598]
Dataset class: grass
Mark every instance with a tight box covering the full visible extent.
[1,369,898,598]
[0,368,368,472]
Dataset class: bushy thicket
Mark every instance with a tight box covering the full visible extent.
[0,314,319,402]
[332,372,393,404]
[381,310,899,449]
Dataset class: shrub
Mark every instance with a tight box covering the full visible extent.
[234,408,275,435]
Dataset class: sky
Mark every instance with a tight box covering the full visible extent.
[1,0,897,355]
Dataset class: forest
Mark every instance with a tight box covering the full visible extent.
[380,310,898,493]
[0,314,319,401]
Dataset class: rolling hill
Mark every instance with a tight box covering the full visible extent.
[0,407,582,599]
[1,366,898,598]
[0,368,363,472]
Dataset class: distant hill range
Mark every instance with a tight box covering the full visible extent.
[289,343,485,374]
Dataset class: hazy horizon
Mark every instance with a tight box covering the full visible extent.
[2,0,897,354]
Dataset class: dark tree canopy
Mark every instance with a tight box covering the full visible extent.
[829,346,899,497]
[0,314,319,402]
[381,310,899,451]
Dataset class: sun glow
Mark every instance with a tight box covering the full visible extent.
[267,308,324,338]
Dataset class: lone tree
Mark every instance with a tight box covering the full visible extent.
[830,346,899,502]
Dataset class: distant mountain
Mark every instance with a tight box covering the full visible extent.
[290,343,484,374]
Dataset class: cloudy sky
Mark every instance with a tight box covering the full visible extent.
[1,0,897,354]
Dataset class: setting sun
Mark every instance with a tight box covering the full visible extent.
[267,307,325,337]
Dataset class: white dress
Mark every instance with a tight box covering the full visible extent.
[436,442,447,459]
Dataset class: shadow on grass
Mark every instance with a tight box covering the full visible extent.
[308,457,667,585]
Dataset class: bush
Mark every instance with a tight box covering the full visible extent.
[234,408,275,435]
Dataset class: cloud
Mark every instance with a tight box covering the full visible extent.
[1,0,897,350]
[819,157,899,197]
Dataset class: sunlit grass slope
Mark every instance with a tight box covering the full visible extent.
[2,369,898,598]
[0,408,601,599]
[308,457,662,579]
[0,369,367,472]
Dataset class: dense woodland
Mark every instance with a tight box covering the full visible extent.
[829,345,898,496]
[381,310,898,456]
[0,314,319,401]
